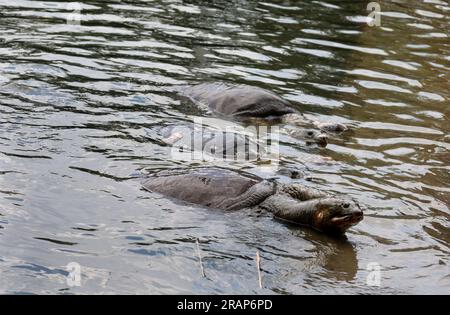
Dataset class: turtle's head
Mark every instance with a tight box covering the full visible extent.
[293,129,328,147]
[313,198,363,234]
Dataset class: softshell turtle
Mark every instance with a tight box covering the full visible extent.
[176,83,348,134]
[159,124,264,161]
[142,168,363,234]
[158,123,328,162]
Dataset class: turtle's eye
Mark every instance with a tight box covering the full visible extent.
[342,203,350,209]
[307,131,314,137]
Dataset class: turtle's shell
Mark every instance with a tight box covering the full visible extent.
[160,125,264,160]
[179,83,295,118]
[142,168,262,208]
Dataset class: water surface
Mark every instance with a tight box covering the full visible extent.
[0,0,449,294]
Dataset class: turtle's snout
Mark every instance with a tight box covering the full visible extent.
[327,200,364,233]
[349,206,364,223]
[341,201,363,218]
[316,133,328,147]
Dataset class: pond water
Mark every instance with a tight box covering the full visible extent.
[0,0,449,294]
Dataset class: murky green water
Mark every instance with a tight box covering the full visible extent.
[0,0,449,294]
